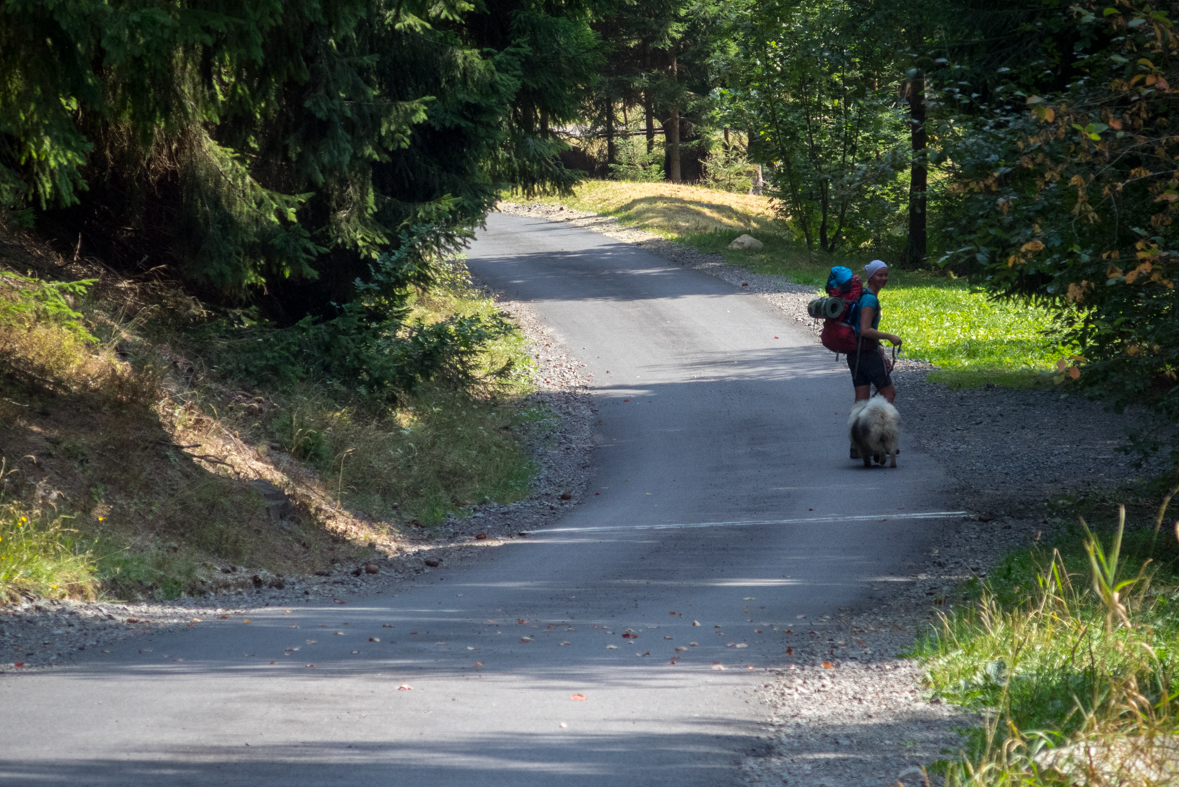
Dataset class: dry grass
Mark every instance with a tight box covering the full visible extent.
[0,221,539,603]
[527,179,779,237]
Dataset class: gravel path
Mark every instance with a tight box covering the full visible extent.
[497,201,1168,786]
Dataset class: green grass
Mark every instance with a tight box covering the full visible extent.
[0,500,98,603]
[912,507,1179,785]
[517,179,1071,387]
[230,279,542,527]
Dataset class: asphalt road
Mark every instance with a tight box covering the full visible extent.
[2,213,959,786]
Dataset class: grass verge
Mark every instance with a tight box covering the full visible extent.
[520,179,1070,387]
[0,494,97,603]
[1,227,543,603]
[913,505,1179,785]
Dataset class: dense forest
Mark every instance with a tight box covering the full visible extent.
[2,0,1177,425]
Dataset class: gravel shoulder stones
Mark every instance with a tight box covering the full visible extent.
[498,200,1167,786]
[0,295,597,673]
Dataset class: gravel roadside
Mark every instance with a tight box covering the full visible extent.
[497,201,1168,786]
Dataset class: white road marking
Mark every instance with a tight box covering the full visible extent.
[526,511,970,535]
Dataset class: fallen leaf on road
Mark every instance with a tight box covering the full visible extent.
[220,615,228,620]
[398,685,413,690]
[693,621,700,626]
[383,624,395,628]
[243,619,251,624]
[13,662,24,667]
[822,661,834,669]
[621,632,637,639]
[520,637,532,643]
[675,647,688,652]
[638,651,650,657]
[476,532,487,540]
[711,663,726,670]
[306,663,315,668]
[663,636,673,640]
[570,694,587,701]
[786,647,794,655]
[689,642,697,647]
[369,638,380,642]
[754,629,762,634]
[306,640,317,644]
[559,723,568,728]
[467,646,480,651]
[559,641,571,646]
[474,662,483,667]
[606,645,618,649]
[517,619,528,625]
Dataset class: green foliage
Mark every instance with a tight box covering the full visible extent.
[608,136,666,182]
[725,0,908,252]
[0,272,95,340]
[937,1,1179,436]
[0,0,597,315]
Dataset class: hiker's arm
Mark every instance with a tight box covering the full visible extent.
[858,306,901,347]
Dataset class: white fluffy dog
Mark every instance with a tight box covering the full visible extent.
[848,397,900,469]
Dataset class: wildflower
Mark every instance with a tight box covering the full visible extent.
[98,517,104,521]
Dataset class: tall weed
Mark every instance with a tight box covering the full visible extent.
[918,507,1179,786]
[0,495,97,603]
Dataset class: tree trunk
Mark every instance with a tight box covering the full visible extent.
[667,108,681,182]
[666,54,680,182]
[904,69,927,266]
[605,99,617,167]
[644,95,655,154]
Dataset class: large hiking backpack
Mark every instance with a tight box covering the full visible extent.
[816,266,862,354]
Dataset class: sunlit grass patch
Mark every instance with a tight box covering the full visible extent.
[523,179,779,237]
[885,284,1069,379]
[0,499,97,603]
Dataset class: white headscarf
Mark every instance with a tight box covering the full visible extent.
[864,260,888,280]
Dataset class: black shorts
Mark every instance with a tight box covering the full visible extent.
[848,345,892,391]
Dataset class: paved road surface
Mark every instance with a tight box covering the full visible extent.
[2,213,958,786]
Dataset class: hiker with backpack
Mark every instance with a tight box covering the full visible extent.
[811,260,904,460]
[848,260,901,404]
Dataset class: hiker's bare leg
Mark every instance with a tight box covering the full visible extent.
[854,385,871,402]
[877,384,896,404]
